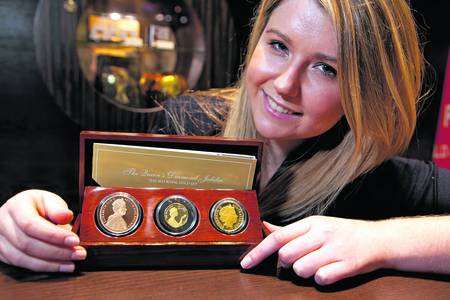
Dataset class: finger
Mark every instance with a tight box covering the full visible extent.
[57,224,73,231]
[278,231,323,266]
[9,203,80,247]
[0,251,10,265]
[292,247,336,279]
[241,220,310,269]
[0,235,75,273]
[2,214,86,262]
[262,221,281,233]
[32,190,73,225]
[314,261,356,285]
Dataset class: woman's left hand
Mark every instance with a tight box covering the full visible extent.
[240,216,387,285]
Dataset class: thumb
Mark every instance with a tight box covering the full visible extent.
[262,221,282,234]
[32,190,73,225]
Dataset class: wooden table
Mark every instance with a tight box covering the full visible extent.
[1,263,449,299]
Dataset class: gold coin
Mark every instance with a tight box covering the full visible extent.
[210,198,248,234]
[155,195,198,236]
[95,192,142,237]
[163,203,189,229]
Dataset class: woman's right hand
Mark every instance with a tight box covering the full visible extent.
[0,190,86,272]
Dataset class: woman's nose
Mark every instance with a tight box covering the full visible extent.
[273,65,301,99]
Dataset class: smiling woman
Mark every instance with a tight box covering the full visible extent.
[223,0,450,285]
[1,0,450,286]
[150,1,450,284]
[246,0,342,142]
[224,0,424,220]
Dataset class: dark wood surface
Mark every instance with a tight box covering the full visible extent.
[1,263,449,299]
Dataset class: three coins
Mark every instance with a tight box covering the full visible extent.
[95,192,248,237]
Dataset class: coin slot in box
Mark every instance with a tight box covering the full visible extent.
[74,131,264,270]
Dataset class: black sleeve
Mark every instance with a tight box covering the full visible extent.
[436,165,450,213]
[148,95,227,136]
[326,157,450,219]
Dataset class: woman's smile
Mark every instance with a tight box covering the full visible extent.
[263,90,303,120]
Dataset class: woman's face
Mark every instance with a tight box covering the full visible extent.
[246,0,343,142]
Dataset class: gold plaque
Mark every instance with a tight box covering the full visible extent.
[155,195,198,236]
[95,192,143,237]
[92,143,257,190]
[210,198,248,235]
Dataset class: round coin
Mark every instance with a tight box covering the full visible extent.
[95,192,143,237]
[155,195,198,236]
[210,198,248,234]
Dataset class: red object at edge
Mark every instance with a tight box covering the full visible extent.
[432,49,450,169]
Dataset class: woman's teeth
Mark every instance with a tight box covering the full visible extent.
[268,96,295,115]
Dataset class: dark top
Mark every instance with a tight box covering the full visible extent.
[150,95,450,225]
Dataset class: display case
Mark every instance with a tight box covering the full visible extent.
[73,131,264,270]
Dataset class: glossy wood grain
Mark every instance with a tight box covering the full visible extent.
[76,187,263,268]
[80,187,262,244]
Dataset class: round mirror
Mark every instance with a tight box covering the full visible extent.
[76,0,205,111]
[34,0,237,132]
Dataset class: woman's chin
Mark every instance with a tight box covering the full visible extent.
[255,126,301,141]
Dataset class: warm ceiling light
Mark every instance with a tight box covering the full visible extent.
[109,12,122,21]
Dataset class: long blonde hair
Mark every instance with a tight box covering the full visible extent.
[223,0,424,221]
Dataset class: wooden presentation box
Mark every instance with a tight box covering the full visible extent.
[74,131,264,270]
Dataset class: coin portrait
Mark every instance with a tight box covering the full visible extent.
[155,195,198,236]
[210,198,248,234]
[165,203,189,228]
[95,192,143,237]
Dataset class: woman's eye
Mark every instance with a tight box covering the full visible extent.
[269,40,288,54]
[316,63,337,78]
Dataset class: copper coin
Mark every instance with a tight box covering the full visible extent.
[95,192,143,237]
[155,195,198,236]
[210,198,248,234]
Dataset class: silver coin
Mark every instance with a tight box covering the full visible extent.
[95,192,143,237]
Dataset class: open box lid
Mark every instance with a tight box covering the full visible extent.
[79,131,264,206]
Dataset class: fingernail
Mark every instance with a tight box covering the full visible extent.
[59,264,75,273]
[241,256,252,269]
[71,248,87,260]
[293,265,302,277]
[315,275,324,285]
[65,235,79,247]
